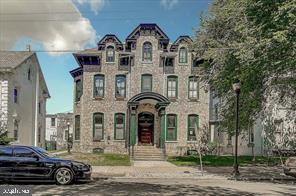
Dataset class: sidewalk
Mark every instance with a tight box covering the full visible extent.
[204,166,296,182]
[91,161,225,179]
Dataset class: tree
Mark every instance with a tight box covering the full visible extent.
[192,0,296,135]
[0,113,10,145]
[194,123,210,176]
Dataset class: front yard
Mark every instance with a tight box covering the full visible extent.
[168,155,285,167]
[57,152,131,166]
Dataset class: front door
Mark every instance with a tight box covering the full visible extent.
[138,112,154,145]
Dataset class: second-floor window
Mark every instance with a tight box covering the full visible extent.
[115,75,126,98]
[141,74,152,92]
[188,76,199,100]
[106,46,115,62]
[14,88,18,103]
[179,47,187,63]
[167,76,178,99]
[51,118,56,126]
[75,79,82,102]
[94,75,104,98]
[142,42,152,62]
[27,68,31,80]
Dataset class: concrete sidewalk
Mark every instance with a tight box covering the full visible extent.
[91,161,224,179]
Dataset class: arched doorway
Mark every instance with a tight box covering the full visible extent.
[138,112,154,145]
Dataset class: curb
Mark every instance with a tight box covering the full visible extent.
[228,177,296,182]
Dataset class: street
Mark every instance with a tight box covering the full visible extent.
[9,178,296,196]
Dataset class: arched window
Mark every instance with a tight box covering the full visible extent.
[167,76,178,99]
[115,75,126,98]
[188,76,199,99]
[114,113,125,140]
[188,114,199,141]
[166,114,177,141]
[106,46,115,62]
[93,113,104,141]
[94,74,104,98]
[75,79,82,102]
[141,74,152,92]
[142,42,152,62]
[179,47,187,63]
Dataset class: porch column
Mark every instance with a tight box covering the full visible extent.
[130,110,136,146]
[159,108,166,148]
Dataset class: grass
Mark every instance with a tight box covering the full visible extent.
[57,152,131,166]
[168,155,286,167]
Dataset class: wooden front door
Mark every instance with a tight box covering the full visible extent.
[138,112,154,145]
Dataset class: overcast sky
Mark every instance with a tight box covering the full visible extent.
[0,0,211,114]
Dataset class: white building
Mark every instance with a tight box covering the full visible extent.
[0,51,50,147]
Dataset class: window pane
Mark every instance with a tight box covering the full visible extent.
[106,46,115,62]
[142,75,152,92]
[75,115,80,140]
[14,148,36,158]
[116,76,126,97]
[115,114,125,140]
[143,42,152,61]
[166,115,177,141]
[94,114,103,140]
[188,115,198,141]
[0,147,12,157]
[94,75,104,97]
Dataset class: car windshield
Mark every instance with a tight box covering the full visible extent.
[35,147,56,158]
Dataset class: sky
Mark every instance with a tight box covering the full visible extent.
[0,0,212,114]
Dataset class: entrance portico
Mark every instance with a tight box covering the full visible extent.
[127,92,170,155]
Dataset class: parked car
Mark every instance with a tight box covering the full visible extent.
[0,145,92,185]
[283,157,296,178]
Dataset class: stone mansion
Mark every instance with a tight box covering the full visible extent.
[70,24,209,157]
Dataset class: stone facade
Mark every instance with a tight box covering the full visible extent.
[70,24,209,156]
[0,52,50,147]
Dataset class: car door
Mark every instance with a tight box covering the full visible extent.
[0,146,15,179]
[13,147,45,179]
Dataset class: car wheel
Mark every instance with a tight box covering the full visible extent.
[54,167,73,185]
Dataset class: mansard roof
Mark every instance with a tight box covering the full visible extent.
[126,23,169,41]
[97,34,124,51]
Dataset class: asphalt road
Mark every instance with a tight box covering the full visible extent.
[2,178,296,196]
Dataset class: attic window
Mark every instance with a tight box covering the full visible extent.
[106,46,115,62]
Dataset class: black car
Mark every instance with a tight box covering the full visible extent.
[0,145,92,185]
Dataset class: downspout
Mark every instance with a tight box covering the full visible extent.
[34,66,39,146]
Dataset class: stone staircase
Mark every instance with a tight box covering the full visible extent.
[133,145,166,161]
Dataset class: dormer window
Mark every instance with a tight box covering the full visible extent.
[143,42,152,62]
[179,47,187,63]
[106,46,115,62]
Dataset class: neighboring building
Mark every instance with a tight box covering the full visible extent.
[45,113,73,150]
[0,51,50,147]
[70,24,209,157]
[208,89,264,156]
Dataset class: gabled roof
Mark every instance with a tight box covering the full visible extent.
[172,35,193,45]
[97,34,124,51]
[126,23,169,41]
[97,34,123,45]
[0,51,34,69]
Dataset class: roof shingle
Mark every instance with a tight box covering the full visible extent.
[0,51,34,69]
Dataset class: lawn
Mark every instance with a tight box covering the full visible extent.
[57,152,131,166]
[168,155,285,167]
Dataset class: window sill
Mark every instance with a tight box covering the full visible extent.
[105,62,115,64]
[93,97,104,100]
[115,97,126,101]
[141,61,153,64]
[187,141,197,143]
[188,99,199,102]
[168,98,178,102]
[165,140,178,143]
[93,140,104,142]
[74,101,81,104]
[113,139,125,142]
[178,62,189,66]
